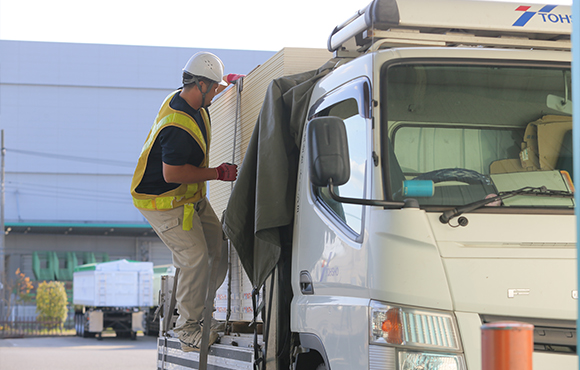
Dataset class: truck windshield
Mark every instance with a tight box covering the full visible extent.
[382,62,574,209]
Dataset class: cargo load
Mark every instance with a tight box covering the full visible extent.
[73,259,154,339]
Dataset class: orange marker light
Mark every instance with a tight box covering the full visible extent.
[560,170,575,193]
[382,308,403,344]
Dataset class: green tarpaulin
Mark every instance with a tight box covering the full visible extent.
[223,60,337,290]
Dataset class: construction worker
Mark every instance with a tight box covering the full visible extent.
[130,52,242,352]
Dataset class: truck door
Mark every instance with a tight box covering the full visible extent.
[292,77,372,368]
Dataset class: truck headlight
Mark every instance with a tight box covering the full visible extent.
[399,351,464,370]
[370,301,465,370]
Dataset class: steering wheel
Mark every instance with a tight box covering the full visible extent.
[413,168,491,185]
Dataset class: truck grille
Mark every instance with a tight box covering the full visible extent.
[481,315,576,355]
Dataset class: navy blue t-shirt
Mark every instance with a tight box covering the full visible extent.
[135,91,209,195]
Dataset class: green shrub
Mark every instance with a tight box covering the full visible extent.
[36,281,68,329]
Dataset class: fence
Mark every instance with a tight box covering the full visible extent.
[0,315,75,339]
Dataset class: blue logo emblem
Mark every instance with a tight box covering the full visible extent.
[513,5,571,27]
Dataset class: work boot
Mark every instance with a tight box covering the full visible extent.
[178,328,219,352]
[210,318,227,332]
[201,317,227,332]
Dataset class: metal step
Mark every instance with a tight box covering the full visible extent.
[157,334,263,370]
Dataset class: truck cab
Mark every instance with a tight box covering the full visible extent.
[157,1,576,369]
[293,1,575,369]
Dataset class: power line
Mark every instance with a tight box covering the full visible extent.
[8,188,134,205]
[6,148,135,167]
[7,181,131,198]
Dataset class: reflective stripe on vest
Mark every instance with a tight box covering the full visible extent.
[130,90,211,230]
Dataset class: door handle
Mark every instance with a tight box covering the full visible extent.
[300,271,314,295]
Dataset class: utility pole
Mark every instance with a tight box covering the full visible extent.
[0,130,5,320]
[573,0,580,363]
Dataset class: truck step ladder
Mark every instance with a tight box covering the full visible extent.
[157,334,260,370]
[159,242,229,370]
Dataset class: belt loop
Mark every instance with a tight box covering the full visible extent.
[182,203,194,231]
[195,197,203,212]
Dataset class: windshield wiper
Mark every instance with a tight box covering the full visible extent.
[439,186,574,224]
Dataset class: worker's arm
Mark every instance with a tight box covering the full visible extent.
[216,74,245,94]
[163,162,237,184]
[163,163,217,184]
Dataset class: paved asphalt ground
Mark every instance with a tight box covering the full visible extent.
[0,333,159,369]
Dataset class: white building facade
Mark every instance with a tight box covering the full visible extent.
[0,40,274,281]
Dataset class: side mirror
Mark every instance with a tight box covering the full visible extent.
[307,117,350,187]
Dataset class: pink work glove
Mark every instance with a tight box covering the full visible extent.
[216,163,238,181]
[226,73,245,84]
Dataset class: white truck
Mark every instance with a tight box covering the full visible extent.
[73,259,154,339]
[157,0,577,369]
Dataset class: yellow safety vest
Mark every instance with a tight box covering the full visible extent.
[130,90,211,230]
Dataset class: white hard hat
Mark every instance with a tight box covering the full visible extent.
[183,52,227,86]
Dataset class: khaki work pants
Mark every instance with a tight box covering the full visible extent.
[139,197,228,333]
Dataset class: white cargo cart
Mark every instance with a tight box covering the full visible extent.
[73,259,154,339]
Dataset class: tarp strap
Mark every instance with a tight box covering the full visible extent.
[161,336,168,370]
[199,248,222,370]
[226,77,244,336]
[225,239,232,335]
[163,268,180,336]
[232,76,243,167]
[252,286,264,370]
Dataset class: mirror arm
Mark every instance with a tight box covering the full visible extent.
[328,179,406,209]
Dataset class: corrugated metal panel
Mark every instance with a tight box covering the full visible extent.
[207,48,331,323]
[149,241,173,266]
[6,234,153,262]
[208,48,331,217]
[21,254,34,280]
[0,40,275,226]
[0,40,275,92]
[282,47,333,76]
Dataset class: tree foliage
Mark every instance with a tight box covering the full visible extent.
[1,269,35,321]
[14,268,34,304]
[36,281,68,328]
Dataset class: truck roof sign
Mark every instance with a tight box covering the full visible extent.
[394,0,571,34]
[329,0,571,53]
